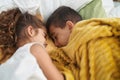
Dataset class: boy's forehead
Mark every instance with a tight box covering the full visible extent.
[49,25,62,31]
[49,25,55,32]
[49,26,57,36]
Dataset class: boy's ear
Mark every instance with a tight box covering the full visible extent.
[27,25,35,37]
[66,21,74,30]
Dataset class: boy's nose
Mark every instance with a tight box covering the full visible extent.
[54,41,60,47]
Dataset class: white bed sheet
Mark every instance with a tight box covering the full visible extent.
[0,0,93,22]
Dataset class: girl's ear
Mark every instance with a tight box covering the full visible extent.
[27,25,35,37]
[66,21,74,30]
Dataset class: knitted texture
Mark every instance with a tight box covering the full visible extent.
[50,18,120,80]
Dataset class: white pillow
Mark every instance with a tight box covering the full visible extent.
[0,0,93,21]
[13,0,40,15]
[0,0,17,13]
[13,0,93,22]
[101,0,114,16]
[38,0,93,22]
[109,5,120,17]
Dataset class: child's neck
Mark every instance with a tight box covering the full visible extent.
[17,39,30,48]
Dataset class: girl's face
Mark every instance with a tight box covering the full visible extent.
[33,28,47,47]
[49,25,71,47]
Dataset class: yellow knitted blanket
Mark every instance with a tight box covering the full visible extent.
[50,18,120,80]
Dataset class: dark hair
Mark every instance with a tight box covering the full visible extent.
[0,8,21,63]
[15,12,45,43]
[46,6,82,33]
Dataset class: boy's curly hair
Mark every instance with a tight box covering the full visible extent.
[0,8,22,64]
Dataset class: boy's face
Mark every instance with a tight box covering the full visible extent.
[49,25,71,47]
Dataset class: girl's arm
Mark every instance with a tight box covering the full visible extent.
[31,44,64,80]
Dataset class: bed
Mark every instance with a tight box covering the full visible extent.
[0,0,120,80]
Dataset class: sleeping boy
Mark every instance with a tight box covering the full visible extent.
[46,6,120,80]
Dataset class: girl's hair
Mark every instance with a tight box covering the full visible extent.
[0,9,45,64]
[15,12,45,44]
[0,8,21,63]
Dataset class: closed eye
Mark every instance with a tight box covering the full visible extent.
[50,32,57,43]
[53,35,58,41]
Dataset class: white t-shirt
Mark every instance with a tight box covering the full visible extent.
[0,42,47,80]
